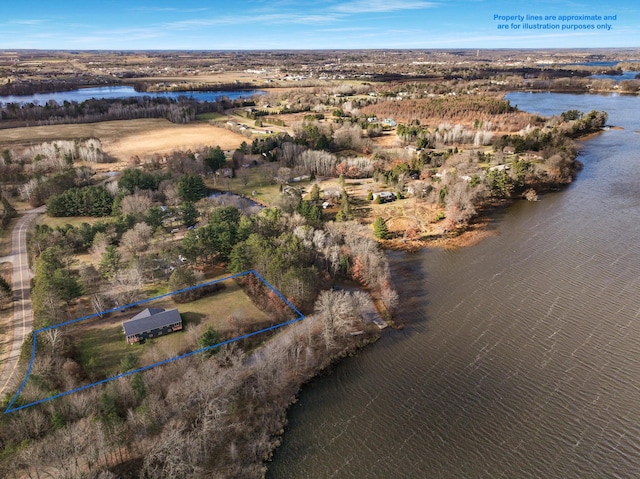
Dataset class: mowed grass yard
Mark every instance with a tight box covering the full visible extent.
[67,277,275,381]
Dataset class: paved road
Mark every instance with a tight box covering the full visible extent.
[0,206,44,398]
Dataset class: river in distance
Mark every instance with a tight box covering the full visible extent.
[0,85,262,106]
[268,92,640,479]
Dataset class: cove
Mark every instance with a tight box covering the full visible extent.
[268,92,640,478]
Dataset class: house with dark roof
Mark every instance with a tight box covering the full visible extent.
[123,307,182,344]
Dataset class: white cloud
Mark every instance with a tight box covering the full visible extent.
[10,19,47,25]
[130,7,210,13]
[317,26,375,32]
[334,0,438,14]
[164,12,342,30]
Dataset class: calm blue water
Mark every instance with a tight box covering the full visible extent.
[590,71,639,82]
[569,61,619,67]
[0,86,263,106]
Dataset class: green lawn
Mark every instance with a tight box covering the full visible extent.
[206,168,314,207]
[150,280,272,333]
[76,323,142,380]
[196,112,227,122]
[70,278,274,381]
[144,284,170,299]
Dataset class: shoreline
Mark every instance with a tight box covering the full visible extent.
[0,80,610,476]
[382,217,502,251]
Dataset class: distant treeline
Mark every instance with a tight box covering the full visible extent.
[369,67,593,84]
[0,95,238,128]
[446,67,593,81]
[0,78,116,97]
[132,81,257,93]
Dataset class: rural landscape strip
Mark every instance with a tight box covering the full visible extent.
[4,269,304,414]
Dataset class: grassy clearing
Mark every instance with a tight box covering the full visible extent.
[133,71,264,85]
[104,122,247,164]
[0,119,176,145]
[147,280,272,334]
[76,324,140,379]
[37,215,109,229]
[207,168,317,207]
[0,119,248,165]
[144,284,170,299]
[196,112,227,121]
[67,277,274,381]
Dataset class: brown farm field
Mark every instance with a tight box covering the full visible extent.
[133,71,265,85]
[103,121,247,163]
[0,119,248,167]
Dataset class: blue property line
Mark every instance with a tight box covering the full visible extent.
[4,270,304,414]
[251,269,305,319]
[37,270,253,333]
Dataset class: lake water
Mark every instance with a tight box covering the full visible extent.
[268,92,640,478]
[590,71,639,82]
[0,86,263,106]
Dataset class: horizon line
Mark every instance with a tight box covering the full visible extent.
[2,47,640,53]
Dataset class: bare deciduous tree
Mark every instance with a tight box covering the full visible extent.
[120,222,154,255]
[120,193,153,217]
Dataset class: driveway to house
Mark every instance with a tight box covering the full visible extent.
[0,206,44,398]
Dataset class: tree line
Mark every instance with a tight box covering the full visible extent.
[46,186,114,217]
[0,95,241,128]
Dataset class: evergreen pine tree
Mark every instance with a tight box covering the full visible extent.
[372,217,390,239]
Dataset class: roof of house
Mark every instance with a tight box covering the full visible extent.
[373,191,396,198]
[123,308,181,337]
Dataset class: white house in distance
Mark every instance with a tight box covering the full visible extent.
[372,191,397,203]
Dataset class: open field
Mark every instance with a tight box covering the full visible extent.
[207,173,284,206]
[196,112,228,121]
[103,121,247,163]
[133,71,267,85]
[0,119,248,165]
[371,131,401,148]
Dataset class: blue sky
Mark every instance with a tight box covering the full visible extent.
[1,1,638,50]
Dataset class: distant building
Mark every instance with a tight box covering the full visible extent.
[123,307,182,344]
[292,175,310,182]
[323,189,342,199]
[372,191,397,203]
[218,168,233,178]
